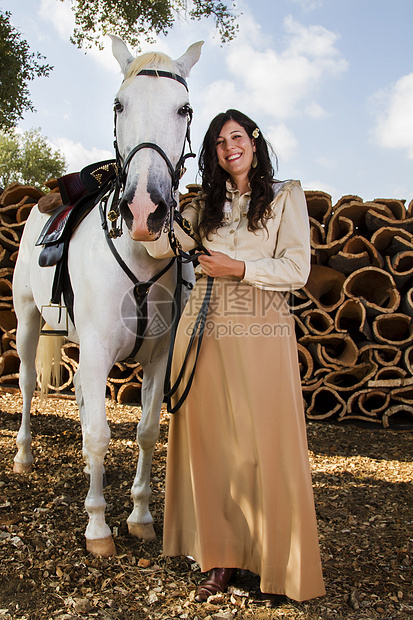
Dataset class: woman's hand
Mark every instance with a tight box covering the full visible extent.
[198,249,245,279]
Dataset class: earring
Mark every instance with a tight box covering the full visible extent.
[252,153,258,168]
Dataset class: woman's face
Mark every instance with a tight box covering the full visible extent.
[215,120,256,183]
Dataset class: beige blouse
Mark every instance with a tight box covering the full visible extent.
[141,179,311,292]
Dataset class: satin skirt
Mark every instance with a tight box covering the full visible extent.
[163,278,325,601]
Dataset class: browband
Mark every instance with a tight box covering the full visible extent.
[136,69,189,91]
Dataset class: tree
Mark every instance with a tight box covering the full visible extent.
[0,2,237,131]
[0,128,67,191]
[64,0,238,49]
[0,11,52,131]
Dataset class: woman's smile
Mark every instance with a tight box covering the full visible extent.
[227,152,242,162]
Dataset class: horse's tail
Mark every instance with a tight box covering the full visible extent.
[35,327,64,398]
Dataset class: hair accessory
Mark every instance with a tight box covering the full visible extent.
[252,128,260,139]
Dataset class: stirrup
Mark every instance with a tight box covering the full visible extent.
[40,303,68,336]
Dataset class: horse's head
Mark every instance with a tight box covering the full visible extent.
[111,36,203,242]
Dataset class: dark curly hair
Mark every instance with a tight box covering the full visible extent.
[198,109,277,238]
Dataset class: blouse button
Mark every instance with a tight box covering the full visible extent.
[234,218,239,222]
[229,229,235,234]
[229,245,235,251]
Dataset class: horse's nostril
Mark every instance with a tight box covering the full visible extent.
[119,198,133,229]
[147,201,168,235]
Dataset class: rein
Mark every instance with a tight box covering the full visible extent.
[163,213,214,414]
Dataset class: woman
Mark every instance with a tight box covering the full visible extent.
[142,109,325,602]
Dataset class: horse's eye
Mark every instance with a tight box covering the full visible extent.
[178,104,192,118]
[114,99,124,113]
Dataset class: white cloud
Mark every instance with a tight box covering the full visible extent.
[291,0,324,11]
[305,102,328,118]
[372,73,413,159]
[38,0,121,74]
[50,137,113,172]
[283,15,343,65]
[267,124,298,161]
[315,156,337,170]
[39,0,74,40]
[232,10,273,48]
[88,38,123,74]
[198,80,240,124]
[208,13,347,122]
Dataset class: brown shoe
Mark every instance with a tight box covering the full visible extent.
[195,567,236,602]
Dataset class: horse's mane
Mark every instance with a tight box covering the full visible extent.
[120,52,176,90]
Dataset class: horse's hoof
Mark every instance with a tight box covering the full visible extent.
[127,522,156,541]
[86,536,116,557]
[13,461,32,473]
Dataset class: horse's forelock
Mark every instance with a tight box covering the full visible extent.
[120,52,176,90]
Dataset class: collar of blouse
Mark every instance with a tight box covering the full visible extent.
[223,180,251,222]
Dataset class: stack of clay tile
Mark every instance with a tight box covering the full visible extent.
[0,182,45,392]
[1,181,412,427]
[296,190,413,429]
[0,181,143,404]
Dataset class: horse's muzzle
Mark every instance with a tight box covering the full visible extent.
[120,197,168,240]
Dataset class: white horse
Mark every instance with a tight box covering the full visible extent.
[12,36,202,557]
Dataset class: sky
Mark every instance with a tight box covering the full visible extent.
[2,0,413,207]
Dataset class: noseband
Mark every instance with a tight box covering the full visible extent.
[111,69,196,235]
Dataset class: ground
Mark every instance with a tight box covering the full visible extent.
[0,389,412,620]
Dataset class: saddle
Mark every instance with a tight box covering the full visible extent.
[36,160,117,267]
[36,160,117,322]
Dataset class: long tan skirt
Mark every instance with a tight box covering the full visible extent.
[163,277,325,601]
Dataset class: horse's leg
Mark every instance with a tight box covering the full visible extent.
[77,349,116,557]
[13,303,40,473]
[73,369,91,477]
[127,359,165,541]
[74,369,107,485]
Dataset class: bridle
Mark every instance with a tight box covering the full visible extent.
[98,67,205,363]
[109,68,196,237]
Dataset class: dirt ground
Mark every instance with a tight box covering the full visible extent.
[0,388,412,620]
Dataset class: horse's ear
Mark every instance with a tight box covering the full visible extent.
[110,35,134,75]
[174,41,204,78]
